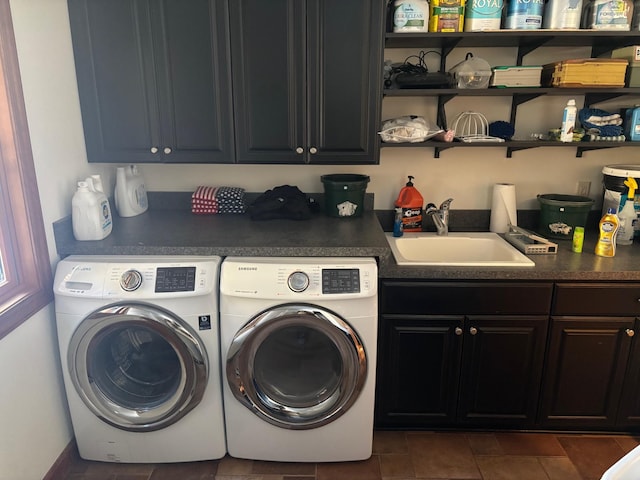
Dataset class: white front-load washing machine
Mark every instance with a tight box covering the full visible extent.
[219,257,377,462]
[54,255,226,463]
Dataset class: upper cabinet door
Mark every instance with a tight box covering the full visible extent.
[230,0,384,164]
[306,0,384,164]
[68,0,234,163]
[230,0,306,164]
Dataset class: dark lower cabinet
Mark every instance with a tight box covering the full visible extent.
[539,316,634,429]
[229,0,384,164]
[618,319,640,427]
[68,0,234,163]
[458,315,547,426]
[376,315,462,427]
[539,283,640,430]
[376,281,552,429]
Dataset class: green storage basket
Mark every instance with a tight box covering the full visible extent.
[321,174,370,218]
[537,194,594,240]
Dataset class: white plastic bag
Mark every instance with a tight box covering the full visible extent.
[378,116,442,143]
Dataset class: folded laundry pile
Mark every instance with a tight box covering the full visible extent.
[191,186,245,214]
[579,108,625,141]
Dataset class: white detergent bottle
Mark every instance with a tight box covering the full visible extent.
[617,177,638,245]
[90,174,105,193]
[115,165,148,217]
[560,99,577,142]
[72,181,112,240]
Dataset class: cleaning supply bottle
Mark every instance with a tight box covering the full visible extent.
[72,181,112,240]
[560,99,577,142]
[394,176,424,232]
[115,165,148,217]
[595,207,620,257]
[616,177,638,245]
[393,207,404,237]
[572,226,584,253]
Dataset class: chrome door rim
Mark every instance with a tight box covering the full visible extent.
[226,303,367,430]
[68,303,208,432]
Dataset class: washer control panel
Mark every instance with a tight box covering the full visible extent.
[54,256,219,298]
[322,269,360,294]
[154,267,197,292]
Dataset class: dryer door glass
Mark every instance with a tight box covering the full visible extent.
[226,304,366,429]
[69,303,208,432]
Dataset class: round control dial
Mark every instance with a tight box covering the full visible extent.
[120,269,143,292]
[287,271,309,292]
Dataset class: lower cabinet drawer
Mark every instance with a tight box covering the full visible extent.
[553,283,640,316]
[381,281,553,315]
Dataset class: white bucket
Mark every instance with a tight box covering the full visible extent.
[601,445,640,479]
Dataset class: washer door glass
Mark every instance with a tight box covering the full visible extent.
[68,303,208,432]
[226,304,367,430]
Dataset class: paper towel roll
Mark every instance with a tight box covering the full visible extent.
[490,183,517,233]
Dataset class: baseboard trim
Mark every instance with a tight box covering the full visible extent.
[43,439,76,480]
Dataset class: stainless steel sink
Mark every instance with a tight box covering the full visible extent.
[385,232,535,267]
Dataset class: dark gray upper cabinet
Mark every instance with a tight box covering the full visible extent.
[229,0,384,164]
[68,0,234,163]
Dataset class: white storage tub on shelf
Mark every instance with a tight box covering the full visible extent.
[601,445,640,479]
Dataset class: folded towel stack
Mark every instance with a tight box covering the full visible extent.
[192,186,245,214]
[579,108,625,139]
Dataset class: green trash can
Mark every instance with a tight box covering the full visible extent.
[537,194,594,240]
[321,174,370,218]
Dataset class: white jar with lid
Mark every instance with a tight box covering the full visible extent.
[393,0,429,32]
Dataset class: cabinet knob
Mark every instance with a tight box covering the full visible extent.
[296,147,304,154]
[455,327,463,336]
[469,327,478,335]
[163,147,172,154]
[626,329,635,337]
[309,147,318,154]
[150,147,159,154]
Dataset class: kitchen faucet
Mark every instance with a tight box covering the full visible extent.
[426,198,454,236]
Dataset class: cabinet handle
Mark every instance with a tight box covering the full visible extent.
[627,329,635,337]
[455,327,463,336]
[309,147,318,154]
[163,147,172,154]
[150,147,159,154]
[469,327,478,335]
[296,147,304,154]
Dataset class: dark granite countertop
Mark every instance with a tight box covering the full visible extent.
[53,209,390,259]
[53,201,640,282]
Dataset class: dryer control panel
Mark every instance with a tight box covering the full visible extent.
[220,257,377,299]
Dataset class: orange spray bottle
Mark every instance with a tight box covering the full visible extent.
[394,176,424,232]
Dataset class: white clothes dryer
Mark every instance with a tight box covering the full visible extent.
[54,256,226,463]
[219,257,378,462]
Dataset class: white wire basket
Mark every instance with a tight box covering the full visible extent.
[452,111,505,143]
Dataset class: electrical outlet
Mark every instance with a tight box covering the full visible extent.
[577,181,591,197]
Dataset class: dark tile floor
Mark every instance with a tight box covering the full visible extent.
[64,430,639,480]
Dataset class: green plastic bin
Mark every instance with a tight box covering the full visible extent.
[537,194,594,240]
[321,174,370,218]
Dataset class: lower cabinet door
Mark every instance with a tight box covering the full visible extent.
[457,316,548,428]
[539,316,634,429]
[375,315,463,428]
[616,319,640,428]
